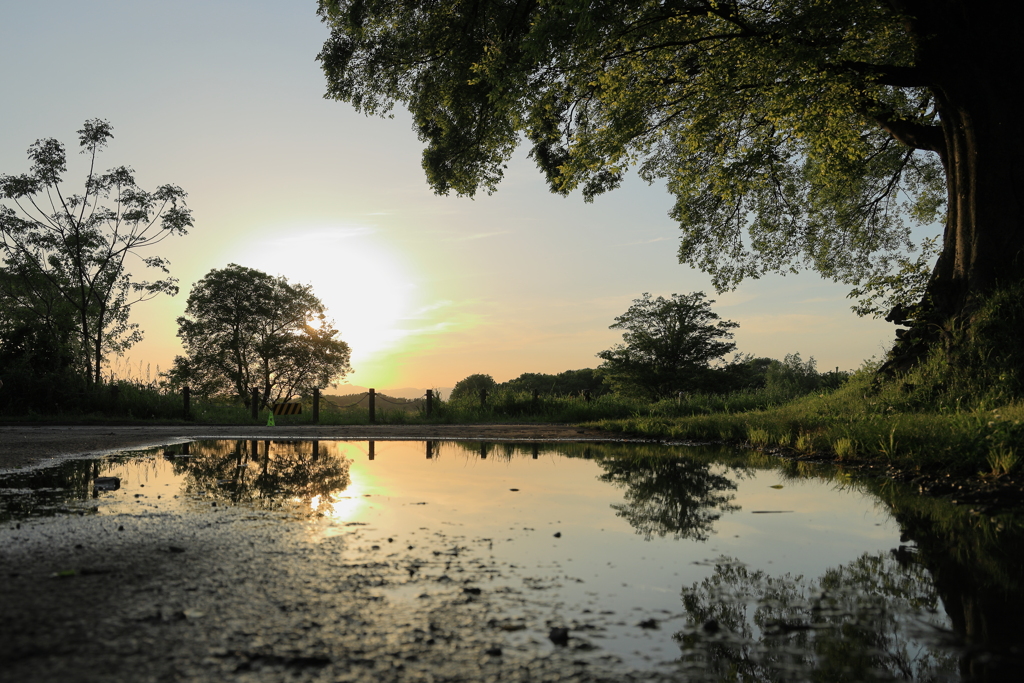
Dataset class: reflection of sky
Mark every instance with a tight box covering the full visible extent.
[306,441,913,666]
[312,442,900,576]
[3,440,951,670]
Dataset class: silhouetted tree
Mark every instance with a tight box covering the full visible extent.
[168,264,351,408]
[449,373,497,400]
[0,119,191,384]
[597,292,737,399]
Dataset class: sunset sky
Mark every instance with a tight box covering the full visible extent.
[1,1,913,395]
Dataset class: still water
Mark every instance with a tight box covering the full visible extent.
[1,439,1021,681]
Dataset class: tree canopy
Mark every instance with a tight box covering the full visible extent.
[318,0,1024,372]
[449,373,497,400]
[597,292,737,399]
[168,264,352,408]
[0,119,191,384]
[503,368,609,396]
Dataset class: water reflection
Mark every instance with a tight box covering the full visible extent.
[2,439,1022,680]
[675,553,957,681]
[171,440,351,515]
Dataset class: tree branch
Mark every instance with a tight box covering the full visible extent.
[871,111,945,157]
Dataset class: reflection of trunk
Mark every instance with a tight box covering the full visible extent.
[892,4,1024,366]
[898,512,1024,681]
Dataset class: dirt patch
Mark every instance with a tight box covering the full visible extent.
[0,424,619,472]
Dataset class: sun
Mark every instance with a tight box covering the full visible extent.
[229,223,421,386]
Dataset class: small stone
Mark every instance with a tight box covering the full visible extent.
[485,647,502,656]
[553,532,562,538]
[549,627,570,646]
[463,586,482,595]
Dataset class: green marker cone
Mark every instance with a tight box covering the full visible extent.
[267,410,275,427]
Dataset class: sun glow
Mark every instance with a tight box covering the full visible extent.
[230,224,427,386]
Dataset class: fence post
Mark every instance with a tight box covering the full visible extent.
[426,441,434,459]
[480,388,487,407]
[251,387,259,421]
[312,387,320,424]
[183,386,191,420]
[368,440,375,460]
[369,388,376,423]
[584,390,592,403]
[426,389,433,417]
[480,443,488,459]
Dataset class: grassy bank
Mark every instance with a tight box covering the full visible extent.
[590,364,1024,478]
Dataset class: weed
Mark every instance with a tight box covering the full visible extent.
[832,437,857,460]
[794,432,814,454]
[986,446,1019,477]
[747,428,772,446]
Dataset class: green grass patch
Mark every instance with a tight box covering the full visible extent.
[589,363,1024,476]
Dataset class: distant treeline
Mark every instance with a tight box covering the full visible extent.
[450,354,849,403]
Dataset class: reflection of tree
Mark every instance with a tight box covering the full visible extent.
[0,450,158,521]
[598,455,739,541]
[889,503,1024,683]
[445,441,745,541]
[676,553,958,682]
[177,440,350,515]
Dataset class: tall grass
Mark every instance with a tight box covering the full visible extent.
[591,365,1024,475]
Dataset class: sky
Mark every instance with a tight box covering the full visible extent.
[1,1,906,395]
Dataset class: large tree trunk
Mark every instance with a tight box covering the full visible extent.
[888,1,1024,367]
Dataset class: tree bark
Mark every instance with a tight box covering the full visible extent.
[888,1,1024,366]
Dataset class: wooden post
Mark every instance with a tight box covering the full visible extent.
[368,440,375,460]
[312,440,319,461]
[312,387,320,424]
[183,385,191,420]
[251,387,259,421]
[480,443,488,459]
[426,389,433,417]
[532,444,539,460]
[426,441,434,459]
[480,388,487,407]
[369,388,376,423]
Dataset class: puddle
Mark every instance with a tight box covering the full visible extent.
[2,439,1022,680]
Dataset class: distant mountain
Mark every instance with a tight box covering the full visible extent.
[333,385,452,400]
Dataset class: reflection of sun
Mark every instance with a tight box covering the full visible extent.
[325,478,367,521]
[232,225,422,385]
